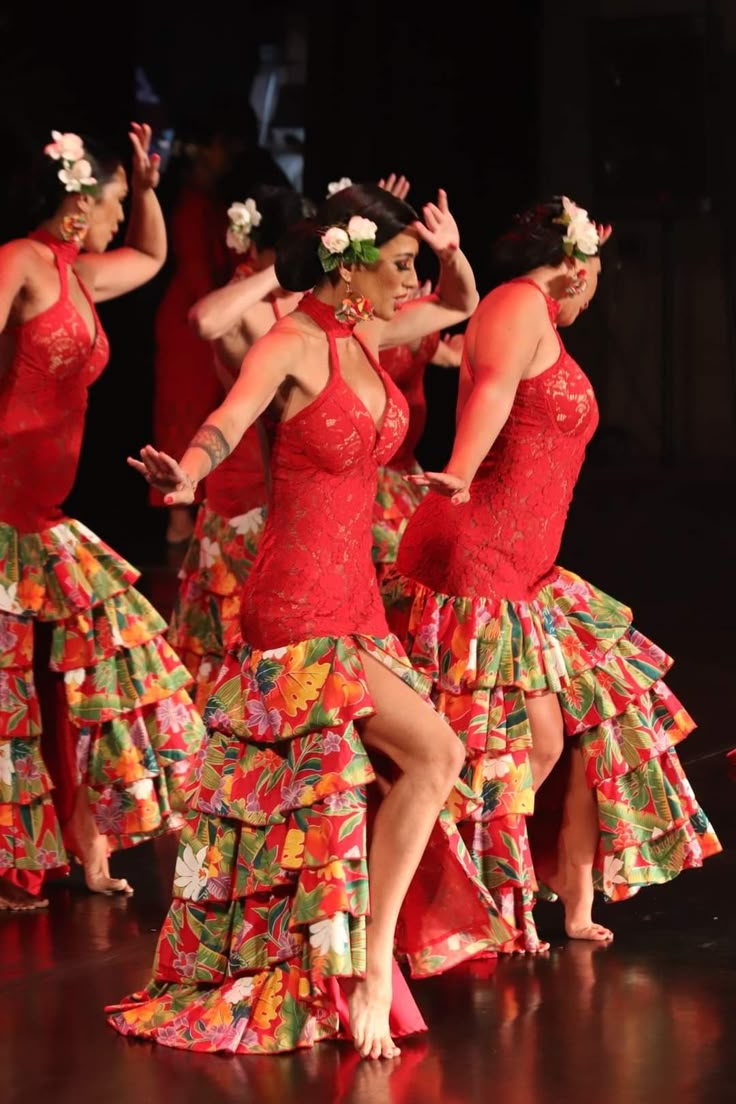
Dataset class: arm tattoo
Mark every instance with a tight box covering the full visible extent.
[188,423,231,473]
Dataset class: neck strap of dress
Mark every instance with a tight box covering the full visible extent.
[29,227,81,267]
[298,291,357,337]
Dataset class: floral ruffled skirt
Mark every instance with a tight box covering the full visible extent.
[382,565,722,951]
[0,518,204,881]
[107,631,515,1053]
[168,502,267,712]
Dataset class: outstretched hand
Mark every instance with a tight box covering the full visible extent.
[127,446,196,504]
[129,122,161,191]
[406,469,469,505]
[413,189,459,257]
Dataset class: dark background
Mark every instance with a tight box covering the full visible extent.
[1,0,735,568]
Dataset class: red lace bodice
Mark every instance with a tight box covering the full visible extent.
[397,280,599,601]
[0,230,110,532]
[205,287,281,518]
[379,328,440,470]
[240,293,409,648]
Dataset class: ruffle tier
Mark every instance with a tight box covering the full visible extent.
[168,503,267,711]
[107,631,515,1053]
[382,565,721,950]
[0,517,205,873]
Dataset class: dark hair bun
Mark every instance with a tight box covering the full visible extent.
[490,197,575,283]
[275,182,417,292]
[275,219,323,291]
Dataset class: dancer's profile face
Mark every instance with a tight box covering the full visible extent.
[84,167,128,253]
[350,228,421,321]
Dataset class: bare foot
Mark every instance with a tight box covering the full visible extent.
[346,975,400,1060]
[66,794,133,896]
[546,874,613,943]
[566,921,613,943]
[0,879,49,912]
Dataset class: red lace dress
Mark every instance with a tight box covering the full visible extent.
[384,279,721,951]
[373,328,440,585]
[0,230,204,895]
[150,186,230,506]
[108,292,515,1055]
[168,279,279,709]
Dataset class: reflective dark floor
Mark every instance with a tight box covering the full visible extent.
[2,466,735,1104]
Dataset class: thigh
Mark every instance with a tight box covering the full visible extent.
[358,650,462,773]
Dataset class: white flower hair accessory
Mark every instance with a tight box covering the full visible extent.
[318,215,380,273]
[44,131,98,194]
[555,196,600,260]
[226,198,263,254]
[326,177,353,197]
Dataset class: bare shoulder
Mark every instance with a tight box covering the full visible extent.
[469,281,548,335]
[0,238,41,271]
[246,313,312,367]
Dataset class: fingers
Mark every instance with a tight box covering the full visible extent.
[127,457,147,475]
[436,187,449,212]
[164,487,194,506]
[378,173,409,199]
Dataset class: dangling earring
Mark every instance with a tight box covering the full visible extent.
[61,212,88,245]
[565,268,588,297]
[335,278,374,324]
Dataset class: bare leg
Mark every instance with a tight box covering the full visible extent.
[0,878,49,912]
[346,651,465,1061]
[166,505,194,544]
[65,785,133,896]
[547,748,612,942]
[526,692,564,791]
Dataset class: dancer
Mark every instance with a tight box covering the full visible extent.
[170,185,310,709]
[383,197,721,949]
[108,183,515,1058]
[0,125,204,910]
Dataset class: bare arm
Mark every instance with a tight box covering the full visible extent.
[410,286,545,503]
[128,327,302,503]
[370,191,479,350]
[75,124,166,302]
[189,265,280,340]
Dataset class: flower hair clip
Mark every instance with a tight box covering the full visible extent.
[226,198,262,254]
[44,131,98,194]
[554,196,600,260]
[318,216,380,273]
[326,176,353,197]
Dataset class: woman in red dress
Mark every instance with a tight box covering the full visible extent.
[383,198,721,950]
[109,183,515,1059]
[0,126,204,910]
[169,185,310,709]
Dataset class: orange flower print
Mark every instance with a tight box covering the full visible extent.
[251,972,284,1029]
[16,578,45,612]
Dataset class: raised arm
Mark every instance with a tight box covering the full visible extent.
[128,327,302,503]
[409,285,546,503]
[75,123,166,302]
[374,190,479,350]
[188,264,280,340]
